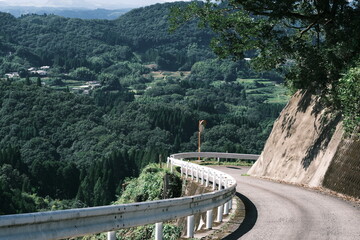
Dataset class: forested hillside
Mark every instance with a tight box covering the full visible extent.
[0,3,214,74]
[0,2,287,215]
[0,6,130,19]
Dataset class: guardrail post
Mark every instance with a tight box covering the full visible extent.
[185,163,189,178]
[205,170,209,187]
[212,174,216,190]
[167,158,173,173]
[225,179,233,210]
[218,175,223,190]
[187,215,195,238]
[206,209,213,229]
[201,168,204,185]
[223,180,229,215]
[181,164,184,176]
[217,205,223,222]
[224,202,229,215]
[107,231,116,240]
[155,222,163,240]
[191,166,194,180]
[196,167,200,183]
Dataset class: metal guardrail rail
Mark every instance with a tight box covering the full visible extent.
[0,152,259,240]
[171,152,259,161]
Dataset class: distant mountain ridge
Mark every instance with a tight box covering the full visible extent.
[0,6,131,19]
[0,2,215,72]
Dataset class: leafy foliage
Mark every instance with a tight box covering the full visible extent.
[115,164,182,204]
[170,0,360,134]
[170,0,360,93]
[113,164,183,240]
[335,64,360,135]
[0,2,287,214]
[0,3,214,75]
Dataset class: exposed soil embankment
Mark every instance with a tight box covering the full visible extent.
[248,90,359,199]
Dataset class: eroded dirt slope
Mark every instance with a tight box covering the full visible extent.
[248,90,359,199]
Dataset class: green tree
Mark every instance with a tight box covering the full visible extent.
[25,76,31,86]
[36,77,42,87]
[97,73,121,90]
[335,64,360,134]
[170,0,360,94]
[70,67,96,81]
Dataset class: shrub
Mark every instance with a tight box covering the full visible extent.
[337,65,360,135]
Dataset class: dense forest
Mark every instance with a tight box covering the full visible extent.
[0,2,287,215]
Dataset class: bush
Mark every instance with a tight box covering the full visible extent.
[112,164,183,240]
[114,164,182,204]
[162,224,182,240]
[337,65,360,135]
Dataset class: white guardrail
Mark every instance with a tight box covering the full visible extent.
[0,152,259,240]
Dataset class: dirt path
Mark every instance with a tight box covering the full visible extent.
[212,166,360,240]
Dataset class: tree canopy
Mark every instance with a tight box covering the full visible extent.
[171,0,360,93]
[170,0,360,134]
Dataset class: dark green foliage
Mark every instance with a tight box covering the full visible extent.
[189,59,253,83]
[0,3,214,75]
[49,78,65,86]
[25,76,31,85]
[115,164,182,204]
[0,146,81,214]
[70,67,96,81]
[0,81,173,211]
[0,2,288,214]
[77,150,138,206]
[335,64,360,135]
[114,3,215,70]
[171,0,360,135]
[36,77,41,87]
[113,164,183,240]
[170,0,360,93]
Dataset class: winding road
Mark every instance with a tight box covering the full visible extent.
[213,166,360,240]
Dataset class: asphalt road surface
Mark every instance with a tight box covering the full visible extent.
[213,166,360,240]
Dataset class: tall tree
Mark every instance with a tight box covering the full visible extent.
[36,77,42,87]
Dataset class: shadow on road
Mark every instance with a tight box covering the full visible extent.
[223,192,258,240]
[226,166,242,170]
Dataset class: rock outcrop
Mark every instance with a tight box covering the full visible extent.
[248,90,359,198]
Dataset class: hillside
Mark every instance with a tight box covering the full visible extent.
[0,2,214,74]
[0,2,288,215]
[0,7,131,19]
[248,90,360,199]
